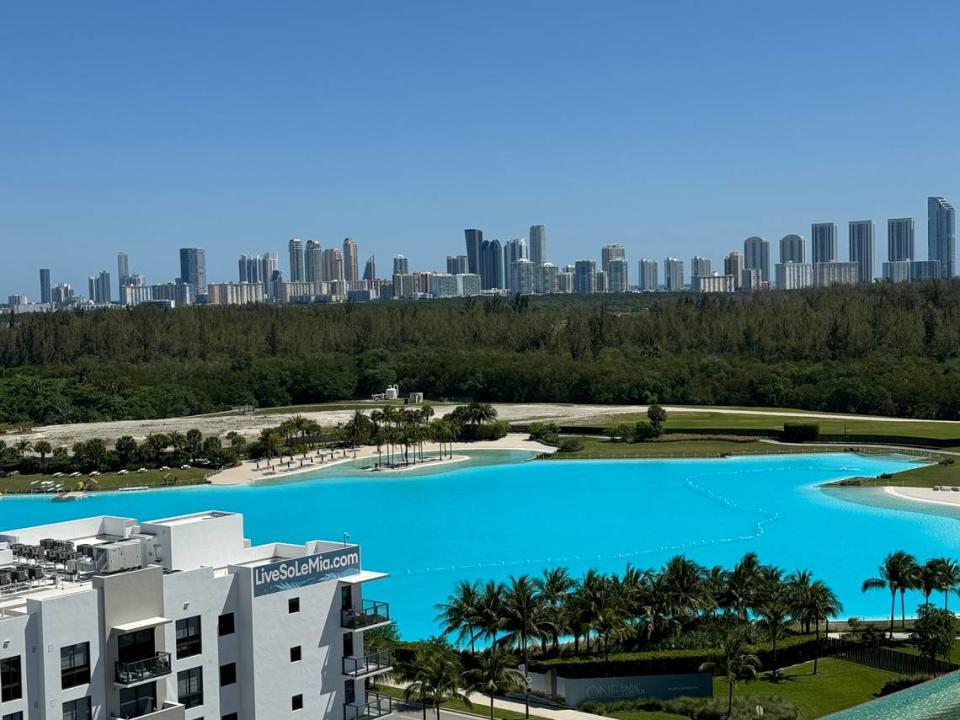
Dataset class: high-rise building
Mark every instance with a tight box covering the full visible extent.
[690,256,712,278]
[363,256,376,282]
[573,260,596,294]
[601,244,626,275]
[39,268,51,304]
[814,262,858,287]
[811,223,838,264]
[724,252,745,289]
[480,240,504,290]
[911,260,943,281]
[538,263,558,294]
[288,238,305,282]
[529,225,547,266]
[510,259,536,295]
[321,248,345,283]
[117,252,129,296]
[392,255,409,275]
[7,294,27,307]
[887,217,914,261]
[51,282,74,305]
[741,268,763,291]
[928,197,956,277]
[304,240,322,282]
[775,261,813,290]
[178,248,207,291]
[607,258,629,292]
[696,275,735,293]
[638,259,658,291]
[0,510,390,720]
[503,238,527,290]
[664,258,684,291]
[882,260,912,283]
[342,237,359,282]
[464,229,483,275]
[87,271,112,304]
[446,255,468,274]
[780,234,805,264]
[743,236,770,283]
[207,282,265,305]
[848,220,875,283]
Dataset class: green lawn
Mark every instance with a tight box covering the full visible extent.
[547,436,828,460]
[608,713,686,720]
[373,685,552,720]
[0,467,211,494]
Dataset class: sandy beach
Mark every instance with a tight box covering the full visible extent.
[883,485,960,508]
[208,433,556,486]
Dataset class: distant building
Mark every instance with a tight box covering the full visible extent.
[811,223,838,264]
[696,274,735,293]
[574,260,596,294]
[743,236,770,283]
[595,270,608,293]
[607,258,629,293]
[39,268,51,304]
[690,256,712,279]
[848,220,875,283]
[322,248,344,283]
[207,282,265,305]
[393,272,415,299]
[638,259,658,291]
[288,238,305,282]
[529,225,547,266]
[480,240,503,289]
[342,237,359,282]
[51,283,74,305]
[780,234,805,264]
[430,273,459,298]
[117,252,129,297]
[882,260,912,283]
[887,218,914,261]
[601,244,626,276]
[392,255,409,276]
[910,260,943,281]
[305,240,322,282]
[814,261,858,287]
[7,294,27,306]
[510,259,536,294]
[724,252,745,290]
[928,197,956,277]
[556,271,574,293]
[363,255,376,282]
[775,261,813,290]
[538,263,558,294]
[446,255,468,274]
[503,238,527,290]
[465,228,483,275]
[741,268,763,291]
[87,271,111,304]
[179,248,207,292]
[458,273,481,296]
[664,257,684,291]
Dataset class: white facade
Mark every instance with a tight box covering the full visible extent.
[775,261,813,290]
[0,512,391,720]
[696,274,735,293]
[207,282,265,306]
[638,259,658,291]
[813,261,858,288]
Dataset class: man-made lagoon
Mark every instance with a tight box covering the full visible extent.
[0,452,952,639]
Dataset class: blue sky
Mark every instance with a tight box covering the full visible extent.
[2,1,959,297]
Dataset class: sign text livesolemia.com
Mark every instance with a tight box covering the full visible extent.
[253,547,361,596]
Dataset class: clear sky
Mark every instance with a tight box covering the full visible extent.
[2,1,959,297]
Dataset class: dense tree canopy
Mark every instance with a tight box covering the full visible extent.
[3,281,960,424]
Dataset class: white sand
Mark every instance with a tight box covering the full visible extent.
[883,486,960,508]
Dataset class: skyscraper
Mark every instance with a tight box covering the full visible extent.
[775,262,813,290]
[288,238,305,282]
[529,225,547,266]
[446,255,468,274]
[690,256,712,278]
[811,223,838,264]
[928,197,956,277]
[304,240,322,282]
[573,260,597,294]
[607,259,629,292]
[638,259,658,291]
[503,238,527,289]
[117,252,129,296]
[179,248,207,292]
[724,252,745,289]
[887,218,914,261]
[664,258,684,291]
[848,220,875,283]
[743,236,770,283]
[480,240,504,289]
[780,234,805,264]
[343,237,359,282]
[393,255,409,275]
[88,271,111,304]
[363,256,376,282]
[601,244,626,275]
[465,229,483,275]
[39,268,51,304]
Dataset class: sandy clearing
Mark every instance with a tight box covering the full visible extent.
[883,486,960,507]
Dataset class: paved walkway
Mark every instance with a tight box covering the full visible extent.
[386,685,601,720]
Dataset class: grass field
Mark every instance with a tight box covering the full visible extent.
[0,467,210,494]
[548,436,846,460]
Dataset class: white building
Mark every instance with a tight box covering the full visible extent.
[813,262,859,288]
[207,282,265,306]
[638,259,658,291]
[775,261,813,290]
[0,511,391,720]
[696,274,735,293]
[741,267,763,291]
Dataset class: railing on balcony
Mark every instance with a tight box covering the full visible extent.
[115,652,172,685]
[341,599,390,630]
[344,691,393,720]
[343,649,392,677]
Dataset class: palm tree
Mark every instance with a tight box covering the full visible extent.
[700,626,761,719]
[435,580,483,654]
[502,575,544,663]
[786,569,814,633]
[661,555,709,630]
[808,580,843,675]
[756,593,790,678]
[928,557,960,610]
[477,581,506,648]
[14,438,32,459]
[534,568,576,654]
[463,650,526,720]
[33,440,52,471]
[403,640,471,720]
[862,551,920,638]
[725,553,760,621]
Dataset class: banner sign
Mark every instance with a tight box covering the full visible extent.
[253,546,360,597]
[560,672,712,706]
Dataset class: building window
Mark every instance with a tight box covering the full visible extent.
[291,694,303,711]
[3,712,24,720]
[0,656,21,702]
[178,667,204,709]
[345,679,355,705]
[341,586,352,611]
[218,613,235,636]
[119,684,157,718]
[290,646,301,663]
[222,714,238,720]
[60,642,91,689]
[288,597,300,614]
[62,697,92,720]
[176,616,202,658]
[219,663,237,687]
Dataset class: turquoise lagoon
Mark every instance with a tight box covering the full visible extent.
[0,452,955,639]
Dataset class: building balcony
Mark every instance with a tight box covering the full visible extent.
[344,691,393,720]
[115,652,173,685]
[343,649,393,678]
[341,599,390,630]
[120,701,186,720]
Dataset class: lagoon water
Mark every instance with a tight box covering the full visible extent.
[0,452,956,639]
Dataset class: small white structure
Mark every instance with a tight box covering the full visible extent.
[406,392,424,405]
[371,384,400,401]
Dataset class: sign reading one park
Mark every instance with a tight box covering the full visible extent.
[559,672,713,706]
[252,546,361,596]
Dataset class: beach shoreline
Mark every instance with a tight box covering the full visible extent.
[882,485,960,508]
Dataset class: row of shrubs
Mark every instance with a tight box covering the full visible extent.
[580,695,800,720]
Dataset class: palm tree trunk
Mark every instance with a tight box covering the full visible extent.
[727,675,734,719]
[490,694,495,720]
[814,618,820,675]
[890,590,896,639]
[901,590,907,629]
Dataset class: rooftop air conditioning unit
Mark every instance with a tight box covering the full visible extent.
[93,540,143,574]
